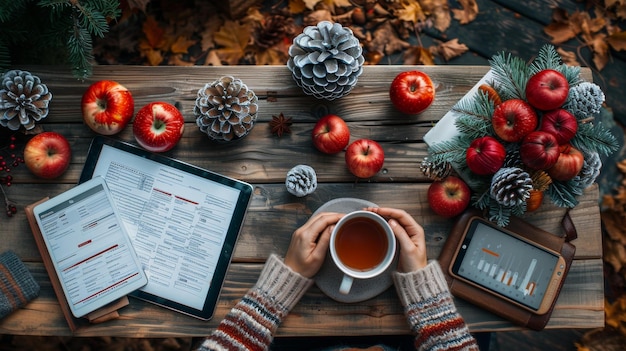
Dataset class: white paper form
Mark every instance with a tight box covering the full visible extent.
[36,182,144,316]
[91,145,241,310]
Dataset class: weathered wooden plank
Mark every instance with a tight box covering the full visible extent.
[2,182,602,262]
[0,258,603,337]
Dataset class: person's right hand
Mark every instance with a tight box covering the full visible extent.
[284,212,344,278]
[366,207,427,273]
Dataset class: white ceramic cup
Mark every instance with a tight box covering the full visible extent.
[329,210,396,295]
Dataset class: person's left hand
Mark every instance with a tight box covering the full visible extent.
[284,212,344,278]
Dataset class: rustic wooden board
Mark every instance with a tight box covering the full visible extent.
[0,65,603,337]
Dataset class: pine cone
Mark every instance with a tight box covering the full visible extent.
[420,157,451,181]
[490,167,533,207]
[0,70,52,131]
[575,150,602,189]
[287,21,364,101]
[286,165,317,197]
[195,76,258,142]
[254,11,296,50]
[564,82,605,118]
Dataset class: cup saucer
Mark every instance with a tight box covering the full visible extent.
[312,198,398,303]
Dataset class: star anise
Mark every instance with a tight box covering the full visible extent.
[269,113,293,137]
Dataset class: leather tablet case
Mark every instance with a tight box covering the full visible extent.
[25,198,129,332]
[438,209,576,331]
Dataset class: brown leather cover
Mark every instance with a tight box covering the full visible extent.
[438,209,576,331]
[25,198,129,332]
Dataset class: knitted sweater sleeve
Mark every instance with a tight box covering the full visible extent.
[196,254,313,351]
[393,261,479,351]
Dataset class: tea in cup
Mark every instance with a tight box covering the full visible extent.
[330,210,396,295]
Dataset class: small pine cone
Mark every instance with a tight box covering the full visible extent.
[420,157,451,181]
[195,76,258,142]
[564,82,605,118]
[254,11,296,50]
[0,70,52,130]
[287,21,364,101]
[575,150,602,189]
[286,165,317,197]
[503,145,523,168]
[490,167,533,207]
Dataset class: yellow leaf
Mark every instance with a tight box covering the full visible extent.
[304,0,321,10]
[170,36,196,54]
[143,48,164,66]
[607,31,626,51]
[213,20,252,65]
[288,0,307,14]
[396,0,426,23]
[452,0,479,25]
[435,39,469,61]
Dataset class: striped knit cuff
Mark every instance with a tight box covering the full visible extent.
[0,251,40,319]
[392,260,449,307]
[253,254,313,313]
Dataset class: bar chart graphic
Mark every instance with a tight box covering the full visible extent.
[455,222,559,309]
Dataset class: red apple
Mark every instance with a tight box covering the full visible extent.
[520,131,560,170]
[539,108,578,145]
[547,144,584,181]
[81,80,134,135]
[525,69,569,111]
[24,132,72,179]
[427,176,471,218]
[312,114,350,154]
[466,136,506,175]
[133,102,185,152]
[389,71,435,114]
[491,99,538,142]
[345,139,384,178]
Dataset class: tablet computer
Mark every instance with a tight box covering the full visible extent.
[448,216,567,314]
[79,136,253,320]
[33,176,148,318]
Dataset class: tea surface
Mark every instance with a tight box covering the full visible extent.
[335,217,388,271]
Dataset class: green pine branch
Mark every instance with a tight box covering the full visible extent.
[488,52,531,101]
[572,121,620,156]
[530,44,582,85]
[452,91,496,140]
[546,181,581,208]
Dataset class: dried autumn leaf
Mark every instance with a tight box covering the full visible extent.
[607,30,626,51]
[590,33,609,70]
[142,15,166,49]
[395,0,426,24]
[421,0,452,32]
[433,38,469,61]
[556,47,580,66]
[368,21,410,55]
[288,0,307,14]
[451,0,479,25]
[404,46,435,65]
[213,20,252,65]
[304,0,321,10]
[544,9,579,44]
[170,36,196,54]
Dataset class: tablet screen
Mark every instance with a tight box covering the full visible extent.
[79,137,253,319]
[33,177,147,318]
[451,219,560,311]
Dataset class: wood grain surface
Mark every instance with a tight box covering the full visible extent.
[0,65,603,337]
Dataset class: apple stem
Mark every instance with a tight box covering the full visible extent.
[97,98,107,110]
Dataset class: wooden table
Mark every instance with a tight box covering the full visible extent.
[0,65,604,337]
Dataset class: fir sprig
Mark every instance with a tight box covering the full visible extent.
[1,0,121,79]
[488,52,530,101]
[452,91,496,140]
[571,121,620,156]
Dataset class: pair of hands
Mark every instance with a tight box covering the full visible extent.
[284,207,428,278]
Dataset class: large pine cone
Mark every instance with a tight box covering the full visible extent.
[287,21,364,101]
[195,76,258,142]
[286,164,317,197]
[0,70,52,130]
[490,167,533,207]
